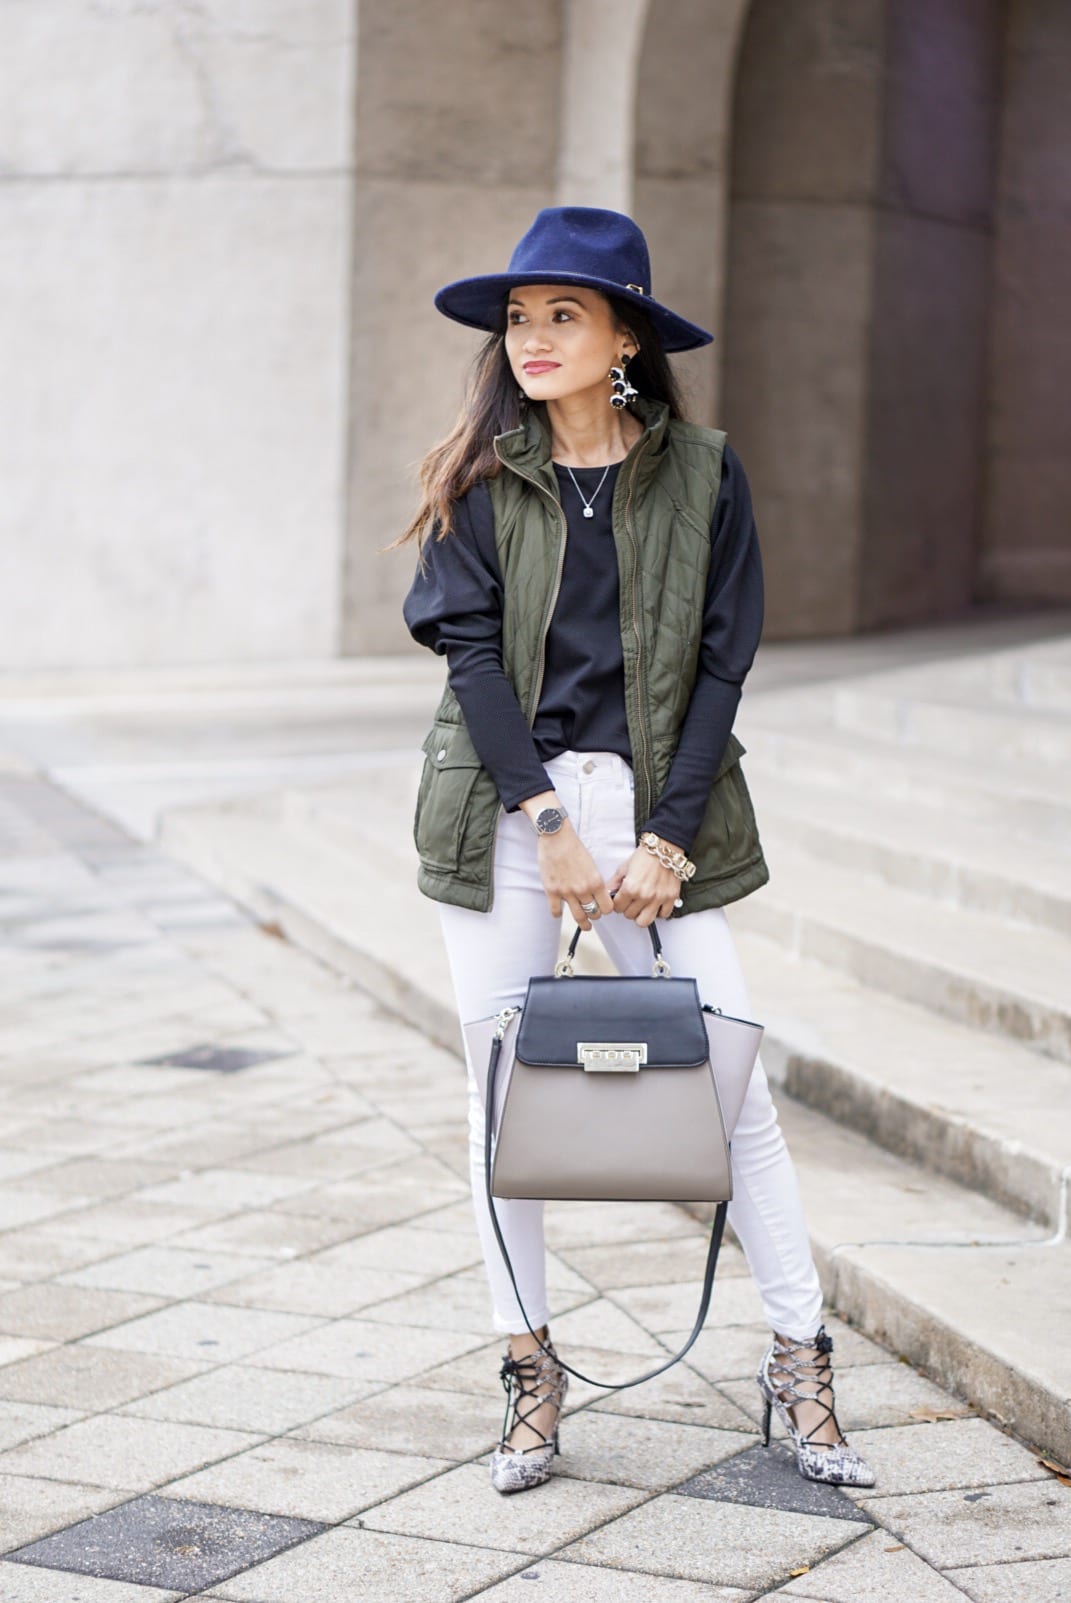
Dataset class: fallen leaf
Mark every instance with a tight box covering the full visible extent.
[789,1567,810,1578]
[884,1544,906,1551]
[908,1407,971,1423]
[1037,1458,1071,1488]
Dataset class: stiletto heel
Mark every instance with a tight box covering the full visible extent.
[489,1335,568,1495]
[761,1395,773,1448]
[756,1325,876,1488]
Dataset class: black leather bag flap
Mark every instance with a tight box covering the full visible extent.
[515,975,708,1069]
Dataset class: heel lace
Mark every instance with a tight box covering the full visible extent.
[489,1340,568,1495]
[757,1325,875,1488]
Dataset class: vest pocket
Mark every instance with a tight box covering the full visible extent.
[414,722,485,873]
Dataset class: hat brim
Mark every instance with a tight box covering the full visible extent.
[434,272,713,354]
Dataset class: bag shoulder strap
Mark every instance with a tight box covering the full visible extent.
[483,1027,728,1390]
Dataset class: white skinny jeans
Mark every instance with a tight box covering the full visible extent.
[438,749,824,1341]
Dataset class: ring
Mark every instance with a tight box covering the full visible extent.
[674,898,684,908]
[580,900,599,915]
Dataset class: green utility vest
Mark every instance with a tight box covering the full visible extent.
[413,396,769,915]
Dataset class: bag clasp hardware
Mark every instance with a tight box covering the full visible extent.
[577,1042,647,1073]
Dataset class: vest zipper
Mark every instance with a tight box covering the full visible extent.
[623,449,653,820]
[496,456,568,726]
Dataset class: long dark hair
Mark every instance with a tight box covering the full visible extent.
[394,293,687,551]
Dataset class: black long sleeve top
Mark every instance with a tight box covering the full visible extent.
[403,441,764,856]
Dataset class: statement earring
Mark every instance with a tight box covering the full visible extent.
[609,355,639,410]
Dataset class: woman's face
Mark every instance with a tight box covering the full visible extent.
[504,284,637,406]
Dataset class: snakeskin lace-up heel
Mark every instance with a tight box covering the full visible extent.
[489,1335,568,1495]
[757,1325,876,1487]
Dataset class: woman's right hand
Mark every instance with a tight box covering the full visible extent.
[536,824,614,930]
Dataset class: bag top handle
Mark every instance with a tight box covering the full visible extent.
[555,920,671,979]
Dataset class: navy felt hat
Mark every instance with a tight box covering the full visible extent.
[434,206,713,354]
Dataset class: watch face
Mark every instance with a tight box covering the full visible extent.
[536,807,565,835]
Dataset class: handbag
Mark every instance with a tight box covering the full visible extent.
[464,922,764,1390]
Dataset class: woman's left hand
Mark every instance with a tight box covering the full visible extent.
[607,846,681,928]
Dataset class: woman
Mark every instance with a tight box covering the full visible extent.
[400,207,875,1496]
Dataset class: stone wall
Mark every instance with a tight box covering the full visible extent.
[0,1,355,668]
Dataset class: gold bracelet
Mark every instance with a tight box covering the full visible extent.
[639,831,696,882]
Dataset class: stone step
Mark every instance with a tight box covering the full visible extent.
[156,780,1069,1462]
[731,843,1071,1064]
[745,765,1071,936]
[832,680,1071,766]
[750,1095,1069,1466]
[734,932,1071,1230]
[739,713,1071,842]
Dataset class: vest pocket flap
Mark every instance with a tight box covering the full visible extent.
[515,975,709,1068]
[715,731,746,780]
[421,722,483,769]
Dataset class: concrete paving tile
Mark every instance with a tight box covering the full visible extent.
[228,1140,385,1184]
[555,1412,754,1490]
[559,1493,864,1588]
[169,1210,360,1259]
[0,1187,92,1230]
[542,1202,703,1250]
[301,1116,420,1162]
[125,1364,374,1434]
[357,1274,589,1337]
[610,1276,766,1335]
[203,1260,424,1319]
[589,1363,757,1432]
[859,1479,1071,1567]
[0,1401,83,1450]
[132,1170,317,1212]
[14,1158,180,1199]
[775,1525,967,1600]
[677,1442,870,1524]
[168,1438,450,1522]
[51,1200,214,1249]
[291,1383,501,1460]
[359,1460,646,1555]
[6,1494,322,1595]
[945,1555,1071,1601]
[272,1178,466,1232]
[60,1247,270,1300]
[311,1223,484,1279]
[0,1475,125,1557]
[720,1360,965,1433]
[0,1347,206,1411]
[0,1285,164,1343]
[0,1564,182,1601]
[209,1523,525,1602]
[0,1415,262,1491]
[10,1119,153,1155]
[0,1151,61,1184]
[466,1561,748,1600]
[245,1317,486,1384]
[559,1237,750,1290]
[539,1300,664,1358]
[85,1302,324,1364]
[840,1417,1049,1498]
[0,1339,54,1370]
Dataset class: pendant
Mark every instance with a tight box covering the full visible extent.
[583,507,594,519]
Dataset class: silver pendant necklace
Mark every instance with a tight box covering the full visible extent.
[564,463,611,519]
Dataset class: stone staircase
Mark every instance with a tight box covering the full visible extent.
[157,626,1071,1463]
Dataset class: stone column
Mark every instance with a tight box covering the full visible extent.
[632,0,749,426]
[723,0,1002,639]
[557,0,648,212]
[980,0,1071,605]
[342,0,562,654]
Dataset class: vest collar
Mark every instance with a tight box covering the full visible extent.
[493,396,671,491]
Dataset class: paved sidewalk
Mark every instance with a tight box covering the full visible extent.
[0,768,1069,1602]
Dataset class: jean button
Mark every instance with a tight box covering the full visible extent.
[582,760,595,774]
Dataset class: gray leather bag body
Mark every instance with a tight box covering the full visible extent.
[462,925,764,1391]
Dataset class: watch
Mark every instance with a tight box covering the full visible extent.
[533,805,568,836]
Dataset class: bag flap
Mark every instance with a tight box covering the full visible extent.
[515,975,708,1068]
